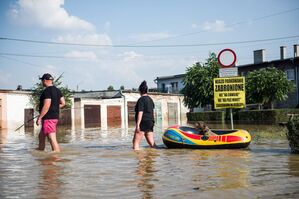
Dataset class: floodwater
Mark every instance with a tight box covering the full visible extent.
[1,125,299,199]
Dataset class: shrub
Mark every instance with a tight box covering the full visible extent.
[286,115,299,153]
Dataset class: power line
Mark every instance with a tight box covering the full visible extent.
[129,7,299,45]
[1,35,299,48]
[0,55,80,77]
[0,52,197,61]
[0,52,66,59]
[0,55,42,68]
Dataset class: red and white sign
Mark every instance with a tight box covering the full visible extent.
[217,48,237,68]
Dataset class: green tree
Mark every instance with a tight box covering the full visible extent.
[181,52,220,109]
[31,74,72,110]
[246,67,295,109]
[120,85,125,90]
[107,85,114,91]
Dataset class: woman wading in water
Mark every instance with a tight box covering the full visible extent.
[133,81,156,150]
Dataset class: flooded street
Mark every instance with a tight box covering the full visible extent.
[1,125,299,199]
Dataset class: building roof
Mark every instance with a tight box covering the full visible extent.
[237,57,299,68]
[0,89,32,94]
[155,74,185,81]
[73,90,121,99]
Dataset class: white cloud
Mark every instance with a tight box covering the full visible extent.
[130,32,172,42]
[191,23,198,29]
[54,33,112,45]
[202,20,232,32]
[119,51,143,62]
[8,0,95,31]
[64,50,97,61]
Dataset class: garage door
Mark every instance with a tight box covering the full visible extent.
[84,105,101,128]
[127,101,136,127]
[107,105,121,128]
[24,108,34,132]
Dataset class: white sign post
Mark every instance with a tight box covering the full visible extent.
[219,67,238,77]
[216,48,238,130]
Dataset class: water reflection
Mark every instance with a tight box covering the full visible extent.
[135,149,158,199]
[1,125,299,198]
[190,149,250,191]
[288,154,299,177]
[0,129,8,148]
[37,154,64,199]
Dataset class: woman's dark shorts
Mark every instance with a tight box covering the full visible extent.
[140,120,154,133]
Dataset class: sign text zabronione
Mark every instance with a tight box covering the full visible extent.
[214,76,246,109]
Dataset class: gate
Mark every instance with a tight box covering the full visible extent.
[84,105,101,128]
[24,108,34,127]
[107,105,121,127]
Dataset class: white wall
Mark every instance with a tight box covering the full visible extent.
[0,93,7,129]
[3,92,33,130]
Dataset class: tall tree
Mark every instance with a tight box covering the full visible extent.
[107,85,114,91]
[31,74,72,110]
[246,67,295,109]
[182,52,220,109]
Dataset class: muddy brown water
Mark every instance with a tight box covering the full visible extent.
[1,124,299,198]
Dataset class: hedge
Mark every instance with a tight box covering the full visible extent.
[286,115,299,153]
[187,111,225,123]
[187,109,299,124]
[236,109,299,124]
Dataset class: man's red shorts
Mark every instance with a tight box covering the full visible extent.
[42,119,58,135]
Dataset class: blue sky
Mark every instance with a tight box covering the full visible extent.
[0,0,298,90]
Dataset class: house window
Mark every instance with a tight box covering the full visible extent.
[171,82,178,93]
[161,83,166,92]
[285,69,295,81]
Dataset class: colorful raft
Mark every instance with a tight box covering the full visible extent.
[162,125,251,149]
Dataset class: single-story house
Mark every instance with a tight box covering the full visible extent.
[0,89,189,131]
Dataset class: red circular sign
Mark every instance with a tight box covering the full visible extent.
[217,48,237,68]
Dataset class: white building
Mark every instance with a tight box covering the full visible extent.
[0,90,34,130]
[73,90,188,130]
[0,89,189,130]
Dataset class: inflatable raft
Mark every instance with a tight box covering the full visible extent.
[162,125,251,149]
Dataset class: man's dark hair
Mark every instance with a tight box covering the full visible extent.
[138,80,148,94]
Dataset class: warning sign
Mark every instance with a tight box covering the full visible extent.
[214,76,246,109]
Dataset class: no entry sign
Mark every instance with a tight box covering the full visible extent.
[217,48,237,68]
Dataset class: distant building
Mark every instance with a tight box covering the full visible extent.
[238,44,299,108]
[154,74,185,94]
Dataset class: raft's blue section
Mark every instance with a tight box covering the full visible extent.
[164,129,196,145]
